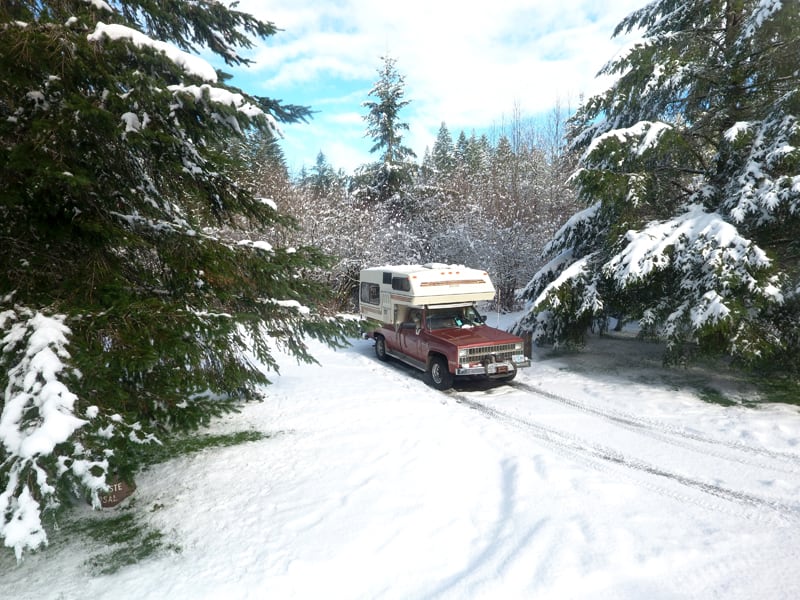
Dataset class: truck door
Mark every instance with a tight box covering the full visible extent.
[398,308,423,360]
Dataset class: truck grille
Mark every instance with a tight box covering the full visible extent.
[460,343,518,365]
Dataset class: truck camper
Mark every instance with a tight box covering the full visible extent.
[359,263,530,390]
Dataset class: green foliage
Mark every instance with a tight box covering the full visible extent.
[750,375,800,406]
[0,1,352,558]
[430,122,456,179]
[519,0,800,371]
[355,55,417,203]
[227,129,291,200]
[136,430,270,467]
[688,386,739,407]
[79,510,180,576]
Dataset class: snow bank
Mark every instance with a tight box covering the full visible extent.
[4,333,799,598]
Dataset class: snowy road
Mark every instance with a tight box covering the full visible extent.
[351,336,800,598]
[450,381,800,528]
[3,333,800,599]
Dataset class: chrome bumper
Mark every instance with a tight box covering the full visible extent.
[456,356,530,376]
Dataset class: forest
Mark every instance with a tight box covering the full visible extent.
[232,91,580,315]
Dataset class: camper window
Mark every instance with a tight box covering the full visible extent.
[392,277,411,292]
[360,282,380,305]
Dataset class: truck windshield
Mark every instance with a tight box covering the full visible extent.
[426,306,484,330]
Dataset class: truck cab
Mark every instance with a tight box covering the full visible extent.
[359,264,530,390]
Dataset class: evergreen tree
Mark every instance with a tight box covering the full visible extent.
[470,134,493,175]
[490,135,517,206]
[229,129,289,201]
[0,1,351,558]
[431,122,456,180]
[516,0,799,369]
[354,55,416,204]
[418,146,435,186]
[306,151,339,199]
[449,132,491,199]
[455,131,470,166]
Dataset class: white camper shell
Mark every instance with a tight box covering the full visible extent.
[359,263,496,325]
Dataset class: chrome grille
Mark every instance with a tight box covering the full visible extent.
[460,343,518,365]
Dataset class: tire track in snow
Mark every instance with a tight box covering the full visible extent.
[361,342,800,521]
[448,391,800,525]
[509,380,800,474]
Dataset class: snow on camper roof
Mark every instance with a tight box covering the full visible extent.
[360,264,496,305]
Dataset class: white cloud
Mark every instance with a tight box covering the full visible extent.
[227,0,643,172]
[327,111,364,126]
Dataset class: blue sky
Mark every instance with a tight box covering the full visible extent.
[221,0,644,175]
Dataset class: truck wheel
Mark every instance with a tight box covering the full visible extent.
[497,370,517,383]
[426,355,453,390]
[374,336,388,361]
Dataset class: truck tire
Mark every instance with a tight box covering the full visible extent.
[374,335,388,361]
[497,370,517,383]
[426,355,453,390]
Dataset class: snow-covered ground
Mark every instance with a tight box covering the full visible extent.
[3,314,800,599]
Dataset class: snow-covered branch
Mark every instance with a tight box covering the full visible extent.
[604,204,782,333]
[1,309,89,559]
[88,22,218,82]
[722,103,800,225]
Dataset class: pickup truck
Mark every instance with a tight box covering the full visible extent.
[360,264,530,390]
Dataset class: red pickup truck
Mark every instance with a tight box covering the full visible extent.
[360,265,530,390]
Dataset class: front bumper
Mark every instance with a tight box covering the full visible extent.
[455,355,530,376]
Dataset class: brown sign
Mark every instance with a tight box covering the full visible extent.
[99,478,136,508]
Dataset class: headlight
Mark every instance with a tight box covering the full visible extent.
[458,348,468,358]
